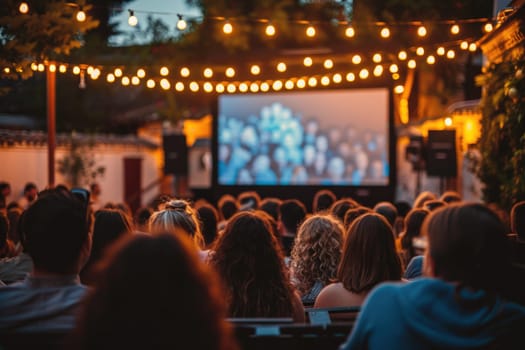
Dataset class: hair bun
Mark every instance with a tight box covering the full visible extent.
[166,200,188,212]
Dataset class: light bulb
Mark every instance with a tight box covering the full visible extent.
[37,63,44,72]
[285,80,294,89]
[137,68,146,78]
[239,83,248,92]
[216,84,225,93]
[223,21,233,34]
[73,66,80,75]
[59,65,67,73]
[122,76,130,86]
[296,79,306,89]
[380,27,390,38]
[272,80,283,91]
[128,11,138,26]
[303,57,313,67]
[450,24,460,35]
[437,47,445,56]
[394,85,404,94]
[227,83,236,93]
[372,54,382,63]
[261,82,269,92]
[346,72,355,82]
[175,82,184,91]
[114,68,123,77]
[250,83,260,93]
[204,82,214,93]
[321,76,330,86]
[19,2,29,14]
[277,62,286,72]
[446,50,455,59]
[49,64,56,73]
[389,64,399,73]
[408,60,416,69]
[427,55,436,64]
[180,67,190,77]
[131,76,140,85]
[265,24,276,36]
[160,67,169,76]
[76,9,86,22]
[160,79,170,90]
[333,73,342,83]
[359,69,369,79]
[352,54,362,64]
[484,23,493,33]
[190,82,199,92]
[416,47,425,56]
[444,117,453,127]
[460,41,469,50]
[306,26,316,37]
[373,65,383,76]
[225,67,235,77]
[398,51,407,60]
[176,15,187,31]
[308,77,317,87]
[250,65,260,75]
[107,73,115,83]
[147,79,155,88]
[468,43,477,52]
[345,26,355,38]
[323,59,334,69]
[203,68,213,78]
[417,25,427,37]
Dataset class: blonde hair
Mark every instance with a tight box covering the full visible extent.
[149,199,204,249]
[290,214,343,295]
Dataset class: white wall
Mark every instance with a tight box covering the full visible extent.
[0,144,161,208]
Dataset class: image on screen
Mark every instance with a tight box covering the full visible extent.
[217,88,390,186]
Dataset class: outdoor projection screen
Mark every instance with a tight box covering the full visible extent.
[217,88,390,186]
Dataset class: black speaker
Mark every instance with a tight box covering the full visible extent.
[405,135,425,171]
[163,134,188,175]
[426,130,457,177]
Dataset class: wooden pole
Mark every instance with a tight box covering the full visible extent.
[46,64,56,188]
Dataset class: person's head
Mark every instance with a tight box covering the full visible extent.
[260,197,282,222]
[88,209,133,265]
[330,198,359,224]
[115,203,132,218]
[413,191,436,208]
[210,211,294,318]
[237,191,261,211]
[338,213,402,293]
[424,199,447,212]
[291,214,343,295]
[423,203,508,294]
[439,191,461,204]
[23,182,38,201]
[90,183,101,197]
[343,207,372,231]
[313,189,336,213]
[373,202,398,228]
[0,182,11,198]
[394,201,412,218]
[149,199,204,249]
[218,194,238,221]
[74,234,237,350]
[21,189,90,274]
[511,201,525,240]
[400,208,430,262]
[278,199,307,235]
[196,202,219,248]
[134,207,153,232]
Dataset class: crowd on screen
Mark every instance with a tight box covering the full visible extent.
[0,180,524,349]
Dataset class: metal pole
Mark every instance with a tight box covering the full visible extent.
[46,64,56,188]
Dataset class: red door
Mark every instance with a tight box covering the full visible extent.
[124,157,142,215]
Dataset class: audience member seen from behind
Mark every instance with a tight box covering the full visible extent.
[278,199,307,257]
[195,201,220,249]
[343,207,372,231]
[133,207,152,233]
[439,191,462,204]
[397,208,430,267]
[373,202,398,228]
[80,209,133,285]
[0,211,33,285]
[315,213,402,309]
[312,189,337,213]
[413,191,436,209]
[424,199,447,212]
[73,234,238,350]
[210,211,304,322]
[291,214,343,305]
[237,191,261,211]
[18,182,38,210]
[0,189,91,332]
[260,197,282,222]
[340,203,525,350]
[330,198,359,224]
[217,194,239,230]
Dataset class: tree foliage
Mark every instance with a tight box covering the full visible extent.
[476,55,525,210]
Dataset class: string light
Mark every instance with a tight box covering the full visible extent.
[394,85,404,94]
[147,79,156,88]
[87,66,94,75]
[176,14,187,31]
[59,64,67,73]
[91,68,101,79]
[333,73,342,83]
[444,117,453,127]
[285,80,294,89]
[346,72,355,82]
[426,55,436,64]
[216,84,225,93]
[436,47,445,56]
[106,73,115,83]
[416,47,425,56]
[308,77,317,87]
[73,66,80,75]
[76,7,86,22]
[128,10,138,26]
[203,68,213,78]
[372,54,382,63]
[303,57,313,67]
[49,64,56,73]
[137,68,146,78]
[239,82,248,92]
[323,59,334,69]
[273,80,283,91]
[483,22,493,32]
[460,41,469,50]
[31,63,38,71]
[225,67,235,77]
[359,68,369,79]
[180,67,190,77]
[352,54,362,64]
[392,73,400,80]
[227,83,236,93]
[398,51,407,60]
[190,81,199,92]
[175,82,184,91]
[446,49,455,59]
[121,76,130,86]
[321,76,330,86]
[389,64,399,73]
[265,23,276,37]
[306,25,316,37]
[276,62,287,72]
[131,76,140,85]
[417,25,427,37]
[19,2,29,14]
[223,21,233,34]
[345,26,355,38]
[373,65,383,76]
[114,68,123,77]
[250,65,260,75]
[36,63,44,72]
[468,43,477,52]
[450,24,460,34]
[296,79,306,89]
[3,67,10,74]
[380,27,390,38]
[160,67,169,76]
[250,82,260,93]
[408,59,416,69]
[160,78,170,90]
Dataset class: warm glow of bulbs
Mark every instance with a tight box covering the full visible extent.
[91,69,101,79]
[308,77,317,87]
[333,73,342,83]
[160,67,169,76]
[484,22,493,33]
[49,64,56,73]
[450,24,460,34]
[216,84,224,93]
[380,27,390,38]
[76,10,86,22]
[321,76,330,86]
[128,14,138,27]
[273,80,283,91]
[114,68,123,77]
[394,85,404,94]
[227,83,236,93]
[19,2,29,14]
[373,65,383,76]
[239,83,248,92]
[444,117,453,127]
[122,77,130,86]
[203,68,213,78]
[372,54,382,63]
[175,82,184,91]
[408,60,416,69]
[427,55,436,64]
[87,66,94,75]
[131,76,140,85]
[359,69,369,79]
[285,80,294,89]
[31,63,38,71]
[416,47,425,56]
[303,57,313,67]
[437,47,445,56]
[160,79,170,90]
[180,67,190,77]
[398,51,407,60]
[177,18,187,31]
[37,64,44,72]
[73,66,80,75]
[265,24,276,36]
[323,59,334,69]
[417,25,427,37]
[446,50,455,59]
[460,41,469,50]
[306,26,316,37]
[225,67,235,77]
[190,81,199,92]
[223,22,233,34]
[345,26,355,38]
[250,82,260,93]
[352,54,362,65]
[137,69,146,78]
[469,43,477,52]
[389,64,399,73]
[346,72,355,82]
[250,65,260,75]
[296,79,306,89]
[146,79,155,88]
[277,62,286,72]
[392,73,400,80]
[107,73,115,83]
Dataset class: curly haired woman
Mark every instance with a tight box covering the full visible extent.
[290,214,343,305]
